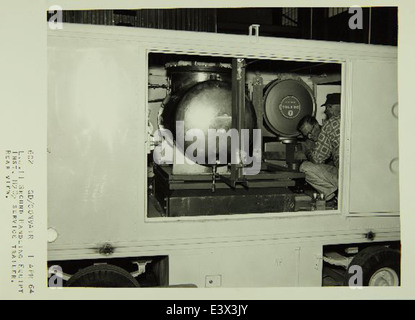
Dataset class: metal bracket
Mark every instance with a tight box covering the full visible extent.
[249,24,260,42]
[219,173,249,189]
[48,265,71,281]
[131,260,152,278]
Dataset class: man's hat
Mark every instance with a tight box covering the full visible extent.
[321,93,341,106]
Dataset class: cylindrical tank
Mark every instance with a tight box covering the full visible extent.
[263,78,315,137]
[160,62,257,166]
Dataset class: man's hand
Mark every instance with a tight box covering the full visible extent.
[299,140,315,154]
[296,140,314,161]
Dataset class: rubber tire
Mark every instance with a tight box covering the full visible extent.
[343,246,400,286]
[66,264,140,288]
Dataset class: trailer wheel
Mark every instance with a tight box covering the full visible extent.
[344,246,400,286]
[66,264,140,288]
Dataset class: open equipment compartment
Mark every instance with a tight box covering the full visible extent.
[147,52,342,217]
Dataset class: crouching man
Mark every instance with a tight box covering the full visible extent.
[297,93,341,201]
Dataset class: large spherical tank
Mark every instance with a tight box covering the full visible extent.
[161,72,256,166]
[165,63,232,94]
[264,79,315,137]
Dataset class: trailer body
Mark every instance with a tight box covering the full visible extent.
[47,24,400,287]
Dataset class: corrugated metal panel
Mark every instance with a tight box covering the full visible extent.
[282,8,298,27]
[54,9,216,32]
[328,7,348,18]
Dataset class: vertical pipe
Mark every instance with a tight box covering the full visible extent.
[232,59,246,147]
[231,58,246,185]
[252,74,264,131]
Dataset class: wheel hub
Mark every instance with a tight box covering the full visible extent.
[369,267,399,286]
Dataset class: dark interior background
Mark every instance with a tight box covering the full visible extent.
[48,7,398,46]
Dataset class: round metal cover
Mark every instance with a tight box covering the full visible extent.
[264,79,315,137]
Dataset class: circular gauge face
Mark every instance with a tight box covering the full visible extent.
[264,79,315,137]
[279,95,302,119]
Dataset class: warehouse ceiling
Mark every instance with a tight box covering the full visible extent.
[49,7,398,46]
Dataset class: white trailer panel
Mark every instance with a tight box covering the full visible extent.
[47,24,400,287]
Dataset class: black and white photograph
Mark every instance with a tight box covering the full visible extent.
[1,0,415,302]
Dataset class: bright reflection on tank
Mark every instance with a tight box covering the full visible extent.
[161,67,256,166]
